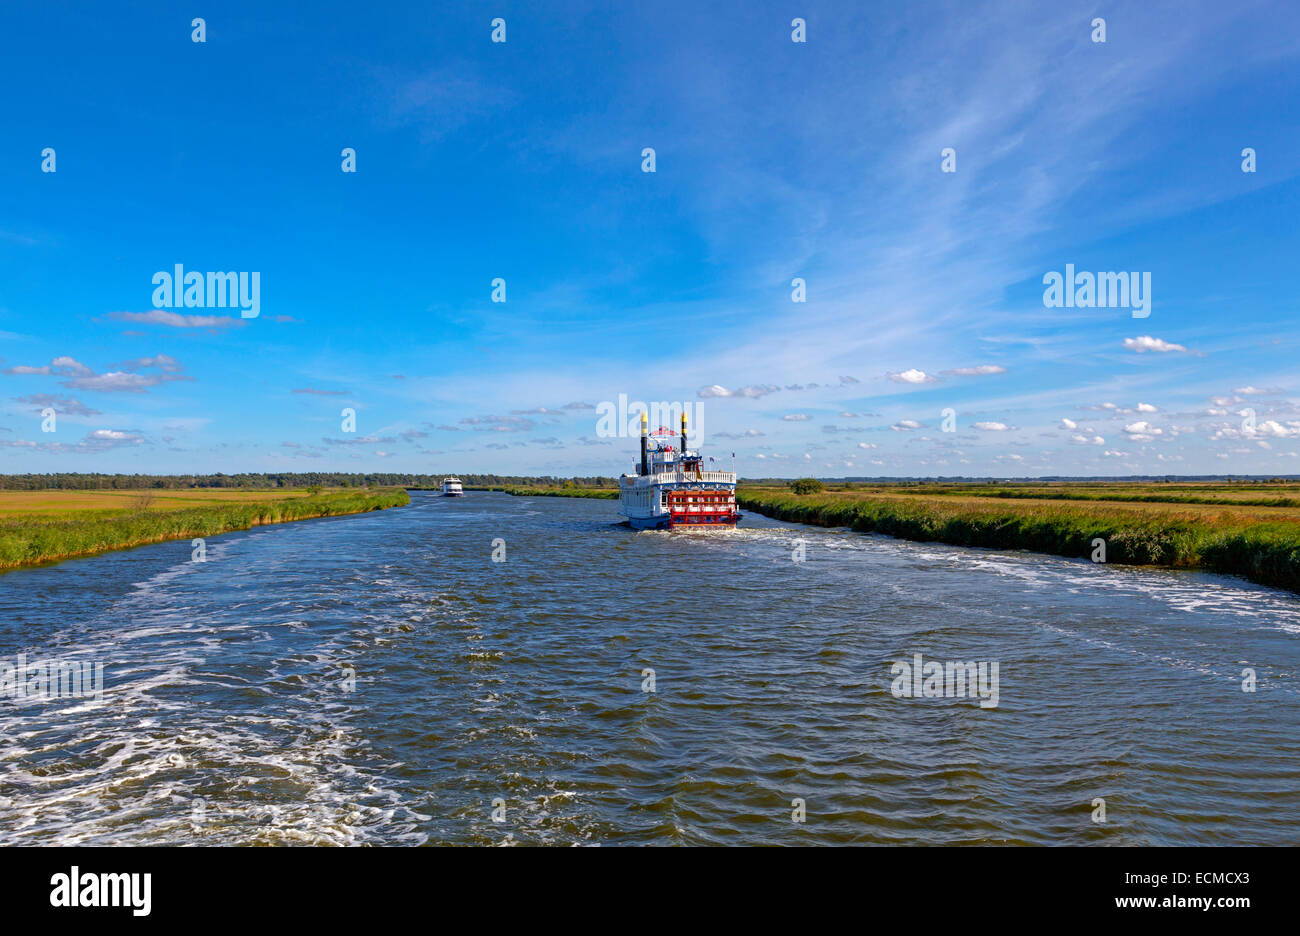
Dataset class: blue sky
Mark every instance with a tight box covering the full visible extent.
[2,0,1298,477]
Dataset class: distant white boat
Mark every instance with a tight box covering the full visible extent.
[441,477,464,497]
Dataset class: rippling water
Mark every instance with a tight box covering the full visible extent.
[2,491,1298,845]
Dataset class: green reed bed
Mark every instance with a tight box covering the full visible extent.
[736,489,1300,594]
[0,487,410,571]
[483,485,618,499]
[885,485,1300,509]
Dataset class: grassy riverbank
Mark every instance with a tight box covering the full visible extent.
[0,487,410,571]
[737,483,1300,594]
[472,485,618,499]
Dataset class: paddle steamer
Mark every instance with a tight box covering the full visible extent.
[618,411,740,529]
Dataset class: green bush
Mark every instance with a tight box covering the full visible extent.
[789,478,826,495]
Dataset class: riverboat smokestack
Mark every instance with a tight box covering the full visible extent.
[640,410,649,475]
[681,411,688,454]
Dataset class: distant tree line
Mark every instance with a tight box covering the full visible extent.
[1,472,1294,491]
[0,473,619,491]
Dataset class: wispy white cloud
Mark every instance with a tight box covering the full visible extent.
[1124,335,1189,354]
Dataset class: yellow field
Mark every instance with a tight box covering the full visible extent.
[0,487,410,571]
[0,488,317,520]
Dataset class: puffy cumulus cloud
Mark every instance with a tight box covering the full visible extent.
[115,354,185,373]
[782,413,810,421]
[11,393,101,417]
[887,368,936,384]
[460,415,536,432]
[84,429,144,446]
[5,355,93,377]
[1209,416,1298,443]
[1060,417,1078,429]
[972,421,1011,431]
[1252,420,1300,439]
[1123,420,1164,442]
[942,365,1006,376]
[697,384,780,399]
[1071,433,1105,445]
[322,435,396,446]
[109,309,245,329]
[1079,401,1163,416]
[713,429,764,439]
[1,428,147,454]
[66,371,191,393]
[890,419,922,431]
[1233,386,1281,396]
[1123,335,1187,353]
[7,354,193,393]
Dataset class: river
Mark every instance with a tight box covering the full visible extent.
[1,491,1297,845]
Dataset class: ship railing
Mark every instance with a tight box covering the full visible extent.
[696,470,736,483]
[636,470,736,485]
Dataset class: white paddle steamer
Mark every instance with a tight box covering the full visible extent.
[618,411,740,530]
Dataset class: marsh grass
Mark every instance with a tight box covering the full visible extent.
[480,485,618,499]
[0,487,410,571]
[737,485,1300,594]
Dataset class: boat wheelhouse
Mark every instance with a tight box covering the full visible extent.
[441,477,464,496]
[618,410,740,530]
